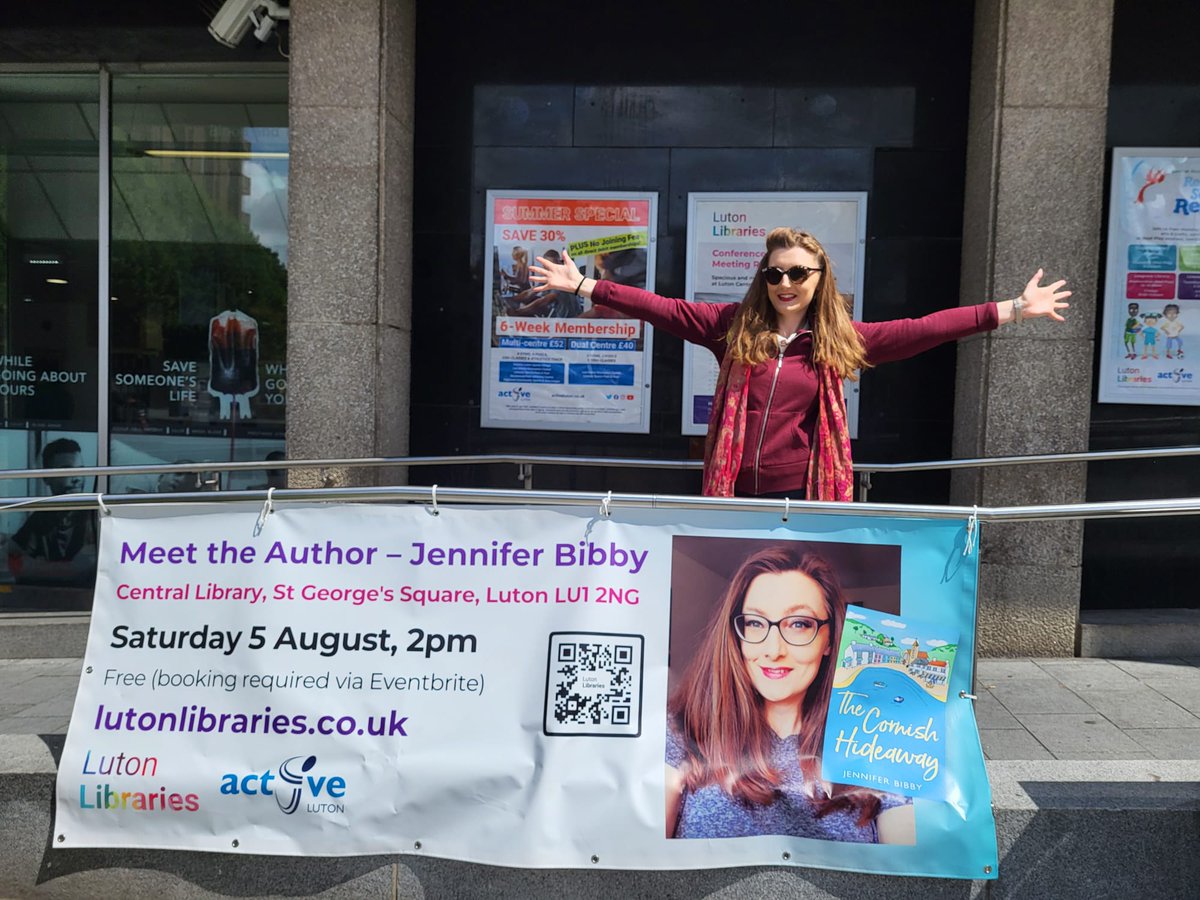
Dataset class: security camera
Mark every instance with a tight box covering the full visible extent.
[208,0,257,47]
[208,0,290,49]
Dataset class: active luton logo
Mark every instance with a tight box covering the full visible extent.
[220,753,348,815]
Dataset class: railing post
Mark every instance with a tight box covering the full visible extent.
[857,471,872,503]
[518,463,533,490]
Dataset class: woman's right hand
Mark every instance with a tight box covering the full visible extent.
[529,251,583,293]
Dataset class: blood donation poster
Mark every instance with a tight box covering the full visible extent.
[1099,148,1200,405]
[481,191,658,432]
[54,502,997,880]
[683,193,867,436]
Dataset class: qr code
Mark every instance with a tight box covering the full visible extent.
[543,632,644,738]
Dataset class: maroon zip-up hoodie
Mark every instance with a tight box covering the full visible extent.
[590,280,999,496]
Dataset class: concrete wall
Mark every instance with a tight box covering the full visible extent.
[952,0,1114,655]
[287,0,415,488]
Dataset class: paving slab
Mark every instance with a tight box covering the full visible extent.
[37,658,87,676]
[0,662,55,689]
[987,680,1094,715]
[13,694,76,719]
[1034,747,1155,760]
[1034,658,1143,691]
[1125,728,1200,759]
[1108,658,1200,682]
[1146,681,1200,716]
[3,674,81,706]
[974,690,1023,729]
[1018,713,1150,758]
[981,728,1054,760]
[975,658,1054,682]
[1071,687,1200,730]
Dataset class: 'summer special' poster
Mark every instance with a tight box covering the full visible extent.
[481,191,658,432]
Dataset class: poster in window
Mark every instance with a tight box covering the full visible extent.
[481,191,658,433]
[1099,148,1200,405]
[683,193,867,436]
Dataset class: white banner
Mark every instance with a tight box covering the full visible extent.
[683,193,867,435]
[1099,148,1200,405]
[481,191,658,432]
[55,502,997,879]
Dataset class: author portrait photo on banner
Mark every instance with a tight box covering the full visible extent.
[666,537,915,844]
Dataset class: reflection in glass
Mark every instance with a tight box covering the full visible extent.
[0,75,100,605]
[7,435,97,586]
[109,74,288,493]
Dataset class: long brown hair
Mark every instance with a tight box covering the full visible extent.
[669,544,881,825]
[725,227,869,379]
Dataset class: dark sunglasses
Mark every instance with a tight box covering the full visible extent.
[761,265,823,286]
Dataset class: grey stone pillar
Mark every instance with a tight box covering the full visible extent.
[952,0,1113,656]
[286,0,415,487]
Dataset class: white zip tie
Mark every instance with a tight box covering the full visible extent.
[253,487,275,536]
[963,505,979,557]
[428,484,439,516]
[781,496,791,523]
[599,490,612,518]
[0,496,89,513]
[95,494,111,517]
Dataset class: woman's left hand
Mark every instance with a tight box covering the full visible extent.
[529,251,583,294]
[1017,269,1072,322]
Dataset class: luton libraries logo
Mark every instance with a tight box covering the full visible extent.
[220,753,348,816]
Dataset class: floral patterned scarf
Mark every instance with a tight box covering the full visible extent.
[702,351,853,502]
[805,364,854,503]
[701,351,750,498]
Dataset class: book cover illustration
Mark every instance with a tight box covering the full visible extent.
[820,605,958,801]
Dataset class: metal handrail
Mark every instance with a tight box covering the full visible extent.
[853,445,1200,474]
[5,445,1198,486]
[4,484,1200,523]
[0,453,698,483]
[850,446,1200,501]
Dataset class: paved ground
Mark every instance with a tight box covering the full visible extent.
[0,657,85,735]
[975,656,1200,760]
[2,655,1200,759]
